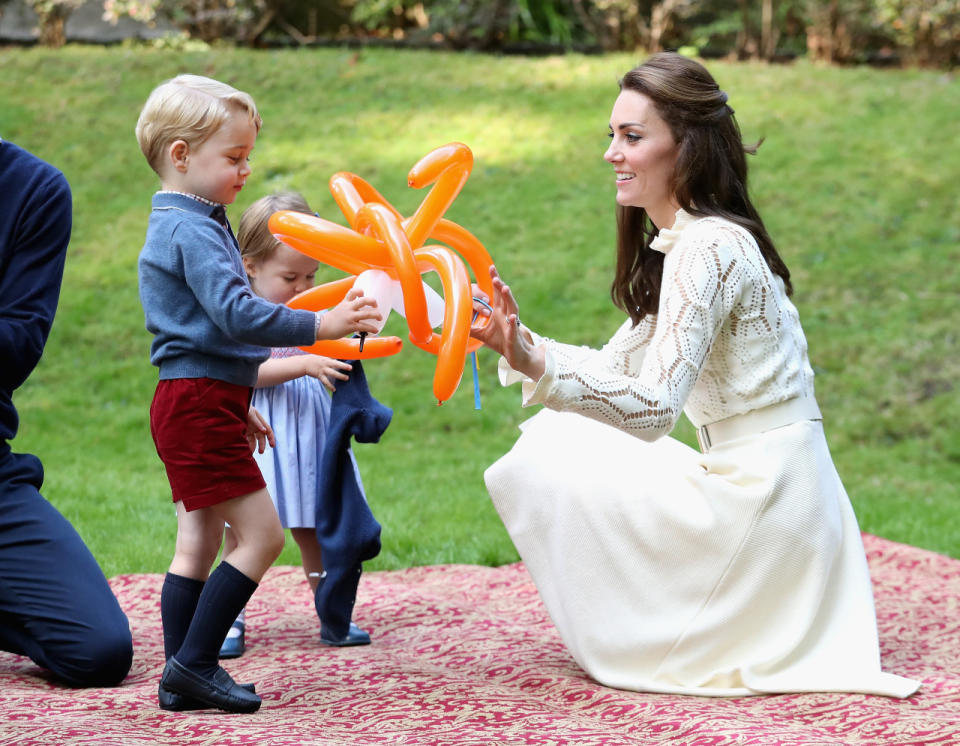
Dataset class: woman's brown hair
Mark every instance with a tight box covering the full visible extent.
[610,52,792,326]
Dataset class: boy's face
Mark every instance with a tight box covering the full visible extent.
[170,109,257,205]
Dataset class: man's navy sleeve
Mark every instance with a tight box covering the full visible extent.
[0,141,72,442]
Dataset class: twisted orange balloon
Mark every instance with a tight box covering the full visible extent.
[270,143,494,404]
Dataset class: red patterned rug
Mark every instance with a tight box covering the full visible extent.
[1,534,958,745]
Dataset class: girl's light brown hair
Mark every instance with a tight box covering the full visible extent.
[238,191,313,263]
[610,52,792,326]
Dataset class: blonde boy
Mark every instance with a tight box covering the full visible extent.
[136,75,379,713]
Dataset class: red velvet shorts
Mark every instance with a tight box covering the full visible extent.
[150,377,266,511]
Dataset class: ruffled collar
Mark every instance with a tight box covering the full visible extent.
[649,208,696,255]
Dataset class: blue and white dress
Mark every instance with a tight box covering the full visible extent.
[252,347,366,529]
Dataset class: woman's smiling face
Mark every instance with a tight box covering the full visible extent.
[604,89,680,228]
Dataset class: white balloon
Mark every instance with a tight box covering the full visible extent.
[352,268,446,334]
[419,281,446,330]
[351,270,394,334]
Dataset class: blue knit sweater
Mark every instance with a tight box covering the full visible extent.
[138,192,316,387]
[0,141,71,450]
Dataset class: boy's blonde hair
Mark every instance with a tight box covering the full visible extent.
[238,191,313,264]
[135,74,262,176]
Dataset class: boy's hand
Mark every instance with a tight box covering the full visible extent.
[246,406,275,453]
[301,355,352,391]
[318,288,381,340]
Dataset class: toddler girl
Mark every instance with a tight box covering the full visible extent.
[219,191,373,659]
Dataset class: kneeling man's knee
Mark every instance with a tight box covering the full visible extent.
[51,621,133,688]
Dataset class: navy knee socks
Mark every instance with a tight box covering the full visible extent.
[160,572,205,662]
[169,562,257,677]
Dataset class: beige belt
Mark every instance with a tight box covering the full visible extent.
[696,395,822,453]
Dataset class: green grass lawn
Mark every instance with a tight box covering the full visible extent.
[1,46,957,577]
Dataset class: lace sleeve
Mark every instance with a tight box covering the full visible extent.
[527,221,744,441]
[498,316,655,389]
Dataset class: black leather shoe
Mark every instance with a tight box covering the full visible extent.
[320,622,372,647]
[160,657,262,713]
[158,681,256,712]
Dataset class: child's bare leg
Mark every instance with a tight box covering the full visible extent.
[170,489,282,677]
[170,502,225,580]
[222,525,239,557]
[161,503,225,661]
[290,527,324,593]
[214,489,285,582]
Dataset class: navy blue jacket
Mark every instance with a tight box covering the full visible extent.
[314,359,392,639]
[0,141,71,450]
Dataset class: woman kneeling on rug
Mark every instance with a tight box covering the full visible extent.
[472,52,918,698]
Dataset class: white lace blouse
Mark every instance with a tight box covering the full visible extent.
[501,209,816,440]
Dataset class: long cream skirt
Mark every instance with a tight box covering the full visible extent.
[485,409,918,697]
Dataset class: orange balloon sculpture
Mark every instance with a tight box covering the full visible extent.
[270,143,495,404]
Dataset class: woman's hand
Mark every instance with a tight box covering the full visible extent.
[471,266,545,381]
[301,355,352,392]
[245,406,275,454]
[318,288,382,340]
